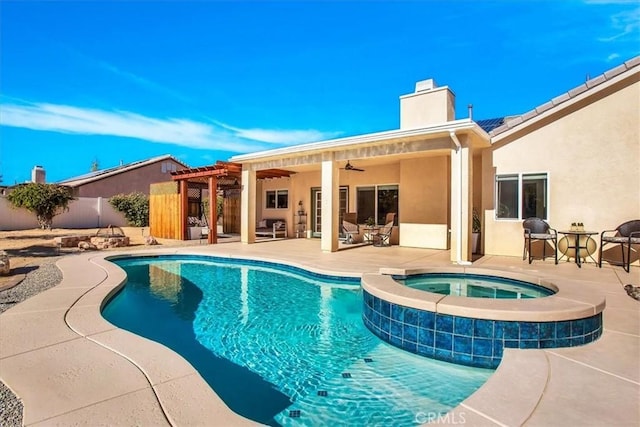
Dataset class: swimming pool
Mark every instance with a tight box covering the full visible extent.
[102,255,492,426]
[394,273,554,299]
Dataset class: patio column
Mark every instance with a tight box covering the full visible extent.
[450,133,472,263]
[241,167,256,244]
[321,154,339,252]
[208,176,217,244]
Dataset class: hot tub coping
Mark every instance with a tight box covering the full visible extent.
[364,267,605,322]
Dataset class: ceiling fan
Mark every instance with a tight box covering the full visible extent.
[341,160,365,172]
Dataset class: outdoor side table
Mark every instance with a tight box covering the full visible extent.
[363,227,379,245]
[558,230,598,268]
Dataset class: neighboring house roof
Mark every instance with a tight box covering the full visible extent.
[490,55,640,137]
[57,155,189,187]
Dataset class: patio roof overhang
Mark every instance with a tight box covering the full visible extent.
[230,119,490,170]
[170,161,294,188]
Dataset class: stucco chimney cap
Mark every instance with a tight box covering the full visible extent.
[415,79,437,92]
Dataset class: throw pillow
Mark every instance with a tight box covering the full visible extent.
[258,219,267,228]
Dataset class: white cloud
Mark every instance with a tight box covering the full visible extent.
[607,53,621,61]
[215,121,342,144]
[597,7,640,42]
[0,102,340,154]
[97,60,192,103]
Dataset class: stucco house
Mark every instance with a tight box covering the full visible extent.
[58,155,188,198]
[226,56,638,266]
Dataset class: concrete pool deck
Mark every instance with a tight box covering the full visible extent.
[0,239,638,426]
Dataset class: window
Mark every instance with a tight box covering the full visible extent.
[266,189,288,209]
[496,173,548,220]
[356,185,398,225]
[161,162,177,173]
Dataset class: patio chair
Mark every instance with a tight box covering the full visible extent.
[372,220,394,247]
[385,212,397,225]
[342,219,361,244]
[599,219,640,272]
[523,218,558,264]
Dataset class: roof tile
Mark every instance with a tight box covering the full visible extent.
[604,63,628,80]
[585,74,606,88]
[535,101,554,114]
[519,110,538,122]
[567,84,589,98]
[551,93,570,106]
[489,124,510,136]
[625,56,640,68]
[505,116,523,127]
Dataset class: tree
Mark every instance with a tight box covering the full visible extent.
[90,158,99,172]
[109,192,149,227]
[6,183,74,229]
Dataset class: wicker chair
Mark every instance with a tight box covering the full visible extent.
[523,218,558,264]
[599,219,640,272]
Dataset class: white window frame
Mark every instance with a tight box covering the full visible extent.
[495,172,549,221]
[265,189,288,209]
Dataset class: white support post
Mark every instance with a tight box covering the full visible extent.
[241,167,256,244]
[320,155,339,252]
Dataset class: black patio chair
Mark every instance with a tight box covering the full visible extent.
[523,218,558,264]
[599,219,640,272]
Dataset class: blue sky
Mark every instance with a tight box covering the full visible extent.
[1,1,638,184]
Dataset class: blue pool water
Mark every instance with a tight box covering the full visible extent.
[395,273,554,299]
[102,256,493,426]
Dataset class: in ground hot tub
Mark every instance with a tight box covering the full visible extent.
[362,268,604,368]
[395,273,554,299]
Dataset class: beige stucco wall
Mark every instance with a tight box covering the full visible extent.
[75,160,185,198]
[484,79,640,257]
[399,156,450,224]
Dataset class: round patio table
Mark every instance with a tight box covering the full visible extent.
[558,230,598,268]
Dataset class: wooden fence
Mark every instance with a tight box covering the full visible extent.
[223,195,240,233]
[149,182,181,239]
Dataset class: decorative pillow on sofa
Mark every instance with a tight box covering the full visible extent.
[274,221,284,228]
[258,219,267,228]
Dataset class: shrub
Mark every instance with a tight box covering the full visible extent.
[202,196,224,221]
[109,192,149,227]
[6,183,74,230]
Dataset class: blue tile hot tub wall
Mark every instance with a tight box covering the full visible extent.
[362,290,603,369]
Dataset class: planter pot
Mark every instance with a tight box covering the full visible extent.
[472,232,481,254]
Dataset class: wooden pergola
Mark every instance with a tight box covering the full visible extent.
[170,161,293,244]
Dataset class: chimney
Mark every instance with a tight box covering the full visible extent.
[399,78,456,129]
[31,165,46,184]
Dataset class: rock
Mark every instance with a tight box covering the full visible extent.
[624,284,640,301]
[56,235,91,248]
[145,236,158,245]
[0,251,10,275]
[78,241,98,251]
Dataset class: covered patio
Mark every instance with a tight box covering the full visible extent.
[232,119,490,262]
